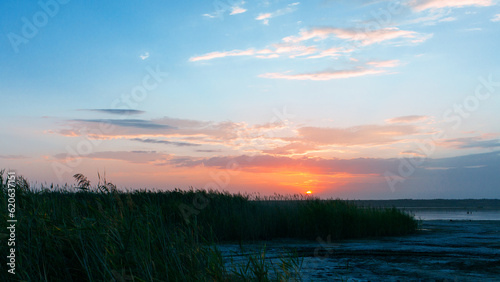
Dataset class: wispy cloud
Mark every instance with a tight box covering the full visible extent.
[400,150,427,157]
[306,47,353,59]
[256,2,300,25]
[203,0,247,18]
[259,68,386,81]
[82,109,145,115]
[190,44,335,61]
[259,60,399,81]
[442,137,500,149]
[57,117,243,144]
[366,60,401,68]
[169,154,400,175]
[439,16,457,22]
[409,0,494,12]
[386,115,429,123]
[54,150,170,164]
[465,27,483,31]
[196,149,222,153]
[189,49,256,62]
[131,138,200,147]
[491,13,500,22]
[140,52,150,60]
[290,124,420,146]
[189,25,429,62]
[230,6,247,15]
[283,27,432,46]
[0,155,26,159]
[396,8,452,26]
[73,119,175,130]
[203,13,217,19]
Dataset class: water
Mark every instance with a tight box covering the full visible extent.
[406,208,500,221]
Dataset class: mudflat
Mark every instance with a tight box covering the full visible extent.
[219,220,500,281]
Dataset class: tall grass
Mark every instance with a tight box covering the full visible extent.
[0,171,417,281]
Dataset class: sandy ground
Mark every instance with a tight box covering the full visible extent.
[218,220,500,281]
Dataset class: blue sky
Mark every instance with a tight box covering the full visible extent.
[1,0,500,199]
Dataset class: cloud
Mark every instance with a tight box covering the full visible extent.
[283,27,431,46]
[167,151,500,180]
[169,154,401,175]
[204,1,247,18]
[55,115,426,156]
[492,14,500,22]
[167,151,500,198]
[306,47,354,59]
[442,137,500,149]
[386,115,429,123]
[140,52,150,60]
[190,43,336,61]
[82,109,145,115]
[400,150,427,157]
[131,138,201,147]
[366,60,400,68]
[203,13,217,18]
[262,142,319,155]
[465,27,482,31]
[409,0,494,12]
[259,68,386,81]
[73,119,175,130]
[255,2,300,25]
[189,26,426,62]
[439,17,457,22]
[422,151,500,170]
[230,6,247,15]
[256,13,272,25]
[57,117,245,145]
[189,49,256,62]
[259,60,399,81]
[0,155,26,159]
[291,124,420,146]
[54,150,170,164]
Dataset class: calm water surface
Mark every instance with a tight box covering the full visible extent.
[406,208,500,220]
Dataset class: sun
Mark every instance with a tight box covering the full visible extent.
[306,190,313,195]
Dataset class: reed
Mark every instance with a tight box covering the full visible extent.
[0,171,417,281]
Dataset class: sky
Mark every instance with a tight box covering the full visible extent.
[1,0,500,199]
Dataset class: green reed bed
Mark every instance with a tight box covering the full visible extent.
[0,172,417,281]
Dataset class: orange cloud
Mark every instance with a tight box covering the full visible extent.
[293,124,420,146]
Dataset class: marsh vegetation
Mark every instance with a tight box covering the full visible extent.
[0,171,417,281]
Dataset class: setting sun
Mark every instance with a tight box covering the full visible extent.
[306,190,313,195]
